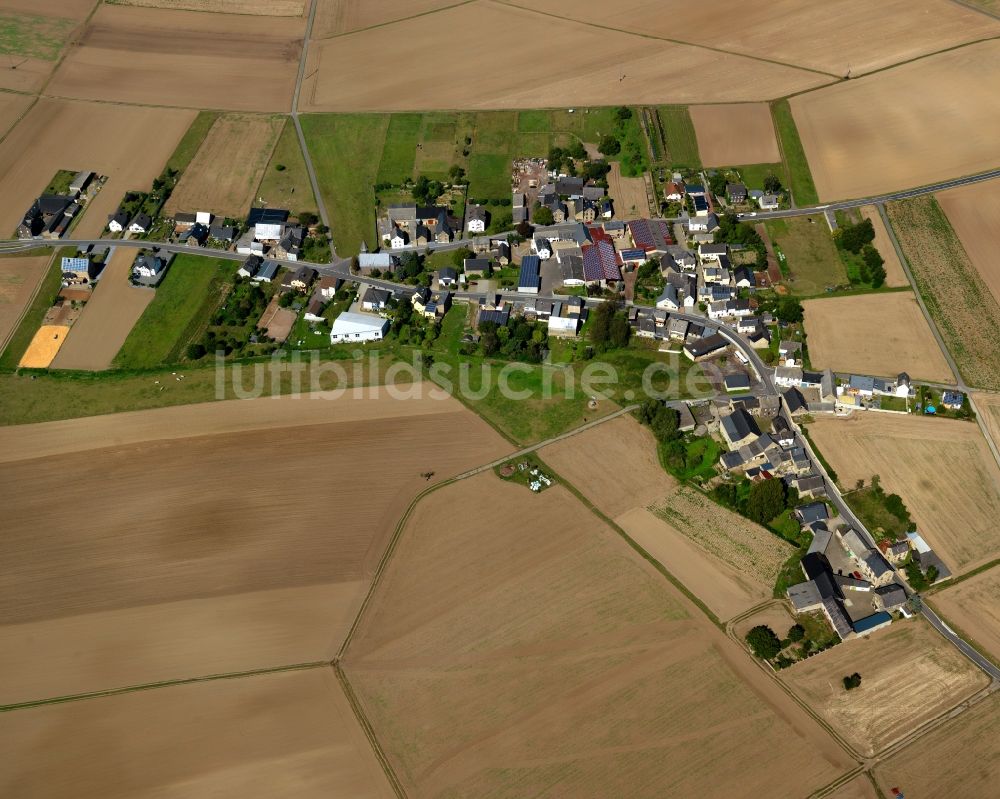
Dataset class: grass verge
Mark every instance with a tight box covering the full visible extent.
[771,100,818,206]
[656,106,700,168]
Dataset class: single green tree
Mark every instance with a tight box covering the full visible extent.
[533,204,555,226]
[787,624,806,643]
[599,135,621,156]
[745,625,782,660]
[746,478,786,524]
[843,672,862,690]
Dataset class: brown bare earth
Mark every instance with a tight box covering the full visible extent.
[47,5,304,112]
[874,690,1000,798]
[0,254,49,347]
[937,179,1000,307]
[807,413,1000,574]
[542,417,790,620]
[802,292,953,381]
[0,393,507,705]
[782,618,988,757]
[825,775,880,799]
[505,0,1000,76]
[344,474,854,796]
[164,114,284,218]
[931,565,1000,666]
[859,205,908,287]
[689,103,780,167]
[607,161,649,218]
[258,295,297,342]
[110,0,306,15]
[313,0,461,36]
[0,97,194,240]
[791,40,1000,201]
[50,248,154,371]
[0,91,32,138]
[300,2,829,112]
[0,668,395,799]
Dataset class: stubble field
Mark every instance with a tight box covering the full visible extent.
[937,179,1000,307]
[931,565,1000,666]
[313,0,460,36]
[0,97,194,240]
[344,473,853,797]
[108,0,306,14]
[606,160,649,218]
[791,40,1000,200]
[49,248,154,371]
[0,393,508,705]
[0,90,32,138]
[802,292,953,381]
[688,103,780,167]
[807,413,1000,574]
[859,205,908,287]
[781,619,989,757]
[542,417,793,621]
[874,690,1000,798]
[505,0,1000,77]
[0,254,50,347]
[0,668,395,799]
[47,5,304,111]
[164,113,284,219]
[0,0,93,93]
[299,1,828,112]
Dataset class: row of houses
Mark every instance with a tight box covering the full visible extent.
[475,293,587,338]
[17,171,97,240]
[381,204,461,249]
[236,208,305,261]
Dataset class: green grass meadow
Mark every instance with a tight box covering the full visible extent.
[771,100,818,206]
[656,106,701,169]
[0,12,74,61]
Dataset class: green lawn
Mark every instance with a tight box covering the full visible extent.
[517,110,551,132]
[771,100,818,206]
[113,255,236,369]
[765,216,846,295]
[656,106,701,168]
[165,111,220,175]
[376,113,422,184]
[0,11,74,60]
[0,249,60,369]
[256,118,318,217]
[736,163,785,191]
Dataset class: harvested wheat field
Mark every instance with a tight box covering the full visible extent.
[300,2,828,111]
[111,0,306,14]
[825,775,880,799]
[802,292,952,381]
[732,601,797,643]
[0,254,50,346]
[0,392,507,705]
[0,668,394,799]
[0,91,33,139]
[874,689,1000,798]
[313,0,460,36]
[931,566,1000,666]
[50,249,153,371]
[164,114,283,219]
[344,474,853,797]
[0,1,94,93]
[689,103,780,167]
[791,40,1000,201]
[782,618,988,757]
[47,5,303,111]
[0,97,193,240]
[542,416,791,619]
[18,324,68,368]
[937,179,1000,307]
[807,413,1000,574]
[859,205,907,287]
[506,0,1000,77]
[607,161,649,217]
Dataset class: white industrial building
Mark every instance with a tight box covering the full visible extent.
[329,312,389,344]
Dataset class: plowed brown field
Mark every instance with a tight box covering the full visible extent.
[112,0,306,14]
[937,179,1000,307]
[689,103,780,167]
[807,413,1000,574]
[0,91,32,139]
[313,0,460,36]
[47,5,304,111]
[0,668,395,799]
[0,393,508,704]
[344,473,853,796]
[0,254,50,347]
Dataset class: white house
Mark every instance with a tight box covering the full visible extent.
[688,213,718,234]
[389,227,409,249]
[532,236,552,260]
[758,194,780,211]
[329,312,389,344]
[466,205,487,233]
[128,213,151,234]
[196,210,212,226]
[547,315,579,337]
[655,283,679,311]
[774,365,804,387]
[107,211,128,233]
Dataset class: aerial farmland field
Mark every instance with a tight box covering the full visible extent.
[688,103,780,167]
[344,474,854,797]
[859,205,908,287]
[807,413,1000,575]
[931,565,1000,667]
[0,254,51,348]
[937,179,1000,307]
[108,0,306,14]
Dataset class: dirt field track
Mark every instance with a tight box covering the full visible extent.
[345,473,853,797]
[807,413,1000,574]
[0,668,395,799]
[606,161,649,218]
[111,0,306,15]
[164,114,283,218]
[505,0,1000,77]
[689,103,780,167]
[50,249,154,371]
[0,254,50,347]
[0,91,33,139]
[938,179,1000,308]
[859,205,908,287]
[931,565,1000,666]
[300,2,828,111]
[802,292,953,382]
[47,5,304,112]
[874,689,1000,798]
[781,618,988,757]
[791,40,1000,201]
[0,98,194,241]
[542,417,790,620]
[0,393,507,705]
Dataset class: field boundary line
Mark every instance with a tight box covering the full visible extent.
[949,0,1000,20]
[926,557,1000,595]
[313,0,478,40]
[923,598,1000,673]
[0,660,327,714]
[333,664,407,798]
[37,0,104,97]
